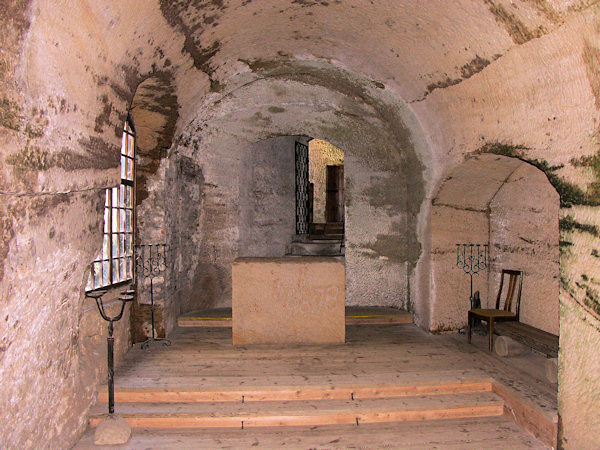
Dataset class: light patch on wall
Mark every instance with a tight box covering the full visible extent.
[309,139,344,223]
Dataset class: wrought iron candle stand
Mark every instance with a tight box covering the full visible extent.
[134,243,171,349]
[456,243,489,301]
[86,289,134,416]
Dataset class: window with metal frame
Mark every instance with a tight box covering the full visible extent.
[85,120,135,291]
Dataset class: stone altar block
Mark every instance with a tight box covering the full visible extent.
[232,257,345,345]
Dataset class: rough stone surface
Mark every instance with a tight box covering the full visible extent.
[93,414,131,446]
[232,257,345,345]
[1,0,600,447]
[239,136,300,259]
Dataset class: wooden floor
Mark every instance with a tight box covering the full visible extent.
[76,324,556,449]
[178,306,413,327]
[76,417,546,449]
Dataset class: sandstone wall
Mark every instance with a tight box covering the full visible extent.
[1,0,600,447]
[239,136,302,259]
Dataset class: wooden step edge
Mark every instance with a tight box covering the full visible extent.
[490,379,558,449]
[346,315,413,325]
[178,315,413,327]
[98,380,494,403]
[178,318,232,328]
[89,401,505,429]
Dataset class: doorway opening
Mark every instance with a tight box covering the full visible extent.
[292,138,345,256]
[295,138,345,238]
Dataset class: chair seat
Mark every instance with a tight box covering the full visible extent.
[470,308,516,318]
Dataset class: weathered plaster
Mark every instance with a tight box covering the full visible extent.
[1,0,600,447]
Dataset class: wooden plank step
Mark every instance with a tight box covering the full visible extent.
[178,307,413,327]
[345,313,413,325]
[89,392,504,429]
[98,379,493,403]
[75,416,548,449]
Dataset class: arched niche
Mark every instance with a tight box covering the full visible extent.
[127,74,179,339]
[429,154,559,335]
[159,63,432,317]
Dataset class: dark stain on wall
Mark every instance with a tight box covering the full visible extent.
[0,96,22,131]
[524,0,561,23]
[422,55,492,98]
[158,0,224,91]
[484,0,546,44]
[361,173,405,216]
[5,138,120,172]
[460,55,491,79]
[426,76,462,94]
[93,95,112,133]
[476,142,598,207]
[72,137,121,170]
[0,0,32,85]
[560,215,599,237]
[130,74,179,206]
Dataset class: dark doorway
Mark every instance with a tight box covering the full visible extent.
[326,165,344,223]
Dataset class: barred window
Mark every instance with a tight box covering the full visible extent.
[86,121,135,291]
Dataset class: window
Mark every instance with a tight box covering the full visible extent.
[86,121,135,291]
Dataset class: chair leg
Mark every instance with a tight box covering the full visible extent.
[467,312,472,344]
[489,318,494,352]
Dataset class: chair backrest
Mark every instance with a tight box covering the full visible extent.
[494,269,523,319]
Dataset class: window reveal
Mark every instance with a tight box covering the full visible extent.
[86,121,135,291]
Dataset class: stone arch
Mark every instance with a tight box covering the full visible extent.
[159,63,432,323]
[122,74,180,341]
[428,154,559,334]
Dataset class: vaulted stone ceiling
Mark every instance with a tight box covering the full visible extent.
[1,1,600,448]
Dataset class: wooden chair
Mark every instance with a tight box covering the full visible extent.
[468,269,523,352]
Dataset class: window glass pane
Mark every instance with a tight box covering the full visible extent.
[119,185,125,207]
[121,156,126,179]
[112,187,118,206]
[94,262,102,287]
[121,132,127,155]
[120,258,126,280]
[127,257,133,279]
[112,208,118,233]
[105,189,110,207]
[102,261,109,286]
[128,135,134,157]
[112,260,119,283]
[127,159,133,180]
[120,209,125,232]
[126,210,132,232]
[119,234,125,256]
[112,234,119,258]
[103,234,110,259]
[127,186,133,207]
[104,208,110,233]
[125,233,131,256]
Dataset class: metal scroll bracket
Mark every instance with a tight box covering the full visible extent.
[134,243,171,349]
